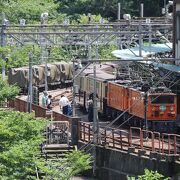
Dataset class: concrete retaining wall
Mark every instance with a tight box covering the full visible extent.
[79,142,180,180]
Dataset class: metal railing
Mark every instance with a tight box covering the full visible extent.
[79,122,180,156]
[7,98,180,156]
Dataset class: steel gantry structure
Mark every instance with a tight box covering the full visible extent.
[1,18,173,48]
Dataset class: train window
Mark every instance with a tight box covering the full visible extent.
[151,95,174,104]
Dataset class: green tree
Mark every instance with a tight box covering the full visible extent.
[0,0,59,24]
[138,169,169,180]
[58,0,165,20]
[45,151,92,180]
[0,110,48,179]
[0,110,92,179]
[0,76,20,102]
[132,0,164,17]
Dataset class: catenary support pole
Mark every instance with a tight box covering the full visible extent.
[72,58,76,117]
[118,3,121,21]
[93,24,99,176]
[44,49,48,92]
[139,21,142,57]
[144,92,148,137]
[1,20,6,80]
[140,3,144,18]
[28,52,33,113]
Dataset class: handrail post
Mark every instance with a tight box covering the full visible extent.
[152,132,155,152]
[158,133,161,153]
[83,123,85,141]
[88,124,91,141]
[104,128,107,146]
[120,131,123,149]
[168,135,170,154]
[140,129,143,149]
[129,128,132,146]
[174,135,177,155]
[78,121,81,140]
[162,134,164,154]
[112,129,115,148]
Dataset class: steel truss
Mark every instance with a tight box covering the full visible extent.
[0,19,172,48]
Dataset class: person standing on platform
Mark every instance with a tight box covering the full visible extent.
[47,95,53,110]
[42,91,48,108]
[59,95,70,115]
[87,99,93,122]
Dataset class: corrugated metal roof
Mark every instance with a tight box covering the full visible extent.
[112,43,172,60]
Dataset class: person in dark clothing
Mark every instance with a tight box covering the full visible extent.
[47,95,52,110]
[87,99,93,122]
[67,104,72,116]
[89,93,98,100]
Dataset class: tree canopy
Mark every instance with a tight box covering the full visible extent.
[0,76,20,102]
[0,0,168,24]
[0,0,59,24]
[0,110,92,179]
[0,110,47,179]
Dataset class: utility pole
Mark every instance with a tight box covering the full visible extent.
[148,20,152,55]
[144,92,148,137]
[118,3,121,21]
[92,24,99,176]
[27,52,33,113]
[140,3,144,18]
[142,83,150,137]
[87,37,97,175]
[1,17,7,80]
[44,49,48,92]
[72,46,76,117]
[139,21,142,57]
[40,12,48,92]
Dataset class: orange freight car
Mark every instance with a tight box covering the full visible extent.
[107,81,129,111]
[128,88,145,119]
[106,80,177,132]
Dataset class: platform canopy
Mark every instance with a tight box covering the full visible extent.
[112,43,172,60]
[111,43,180,73]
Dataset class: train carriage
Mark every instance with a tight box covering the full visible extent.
[128,88,145,119]
[105,80,177,132]
[107,81,129,112]
[33,65,45,86]
[8,61,73,90]
[8,66,30,90]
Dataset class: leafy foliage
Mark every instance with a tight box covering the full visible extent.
[0,110,92,179]
[0,110,48,179]
[99,45,117,59]
[0,0,59,24]
[45,150,92,180]
[58,0,165,20]
[0,76,20,102]
[138,169,170,180]
[0,0,167,24]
